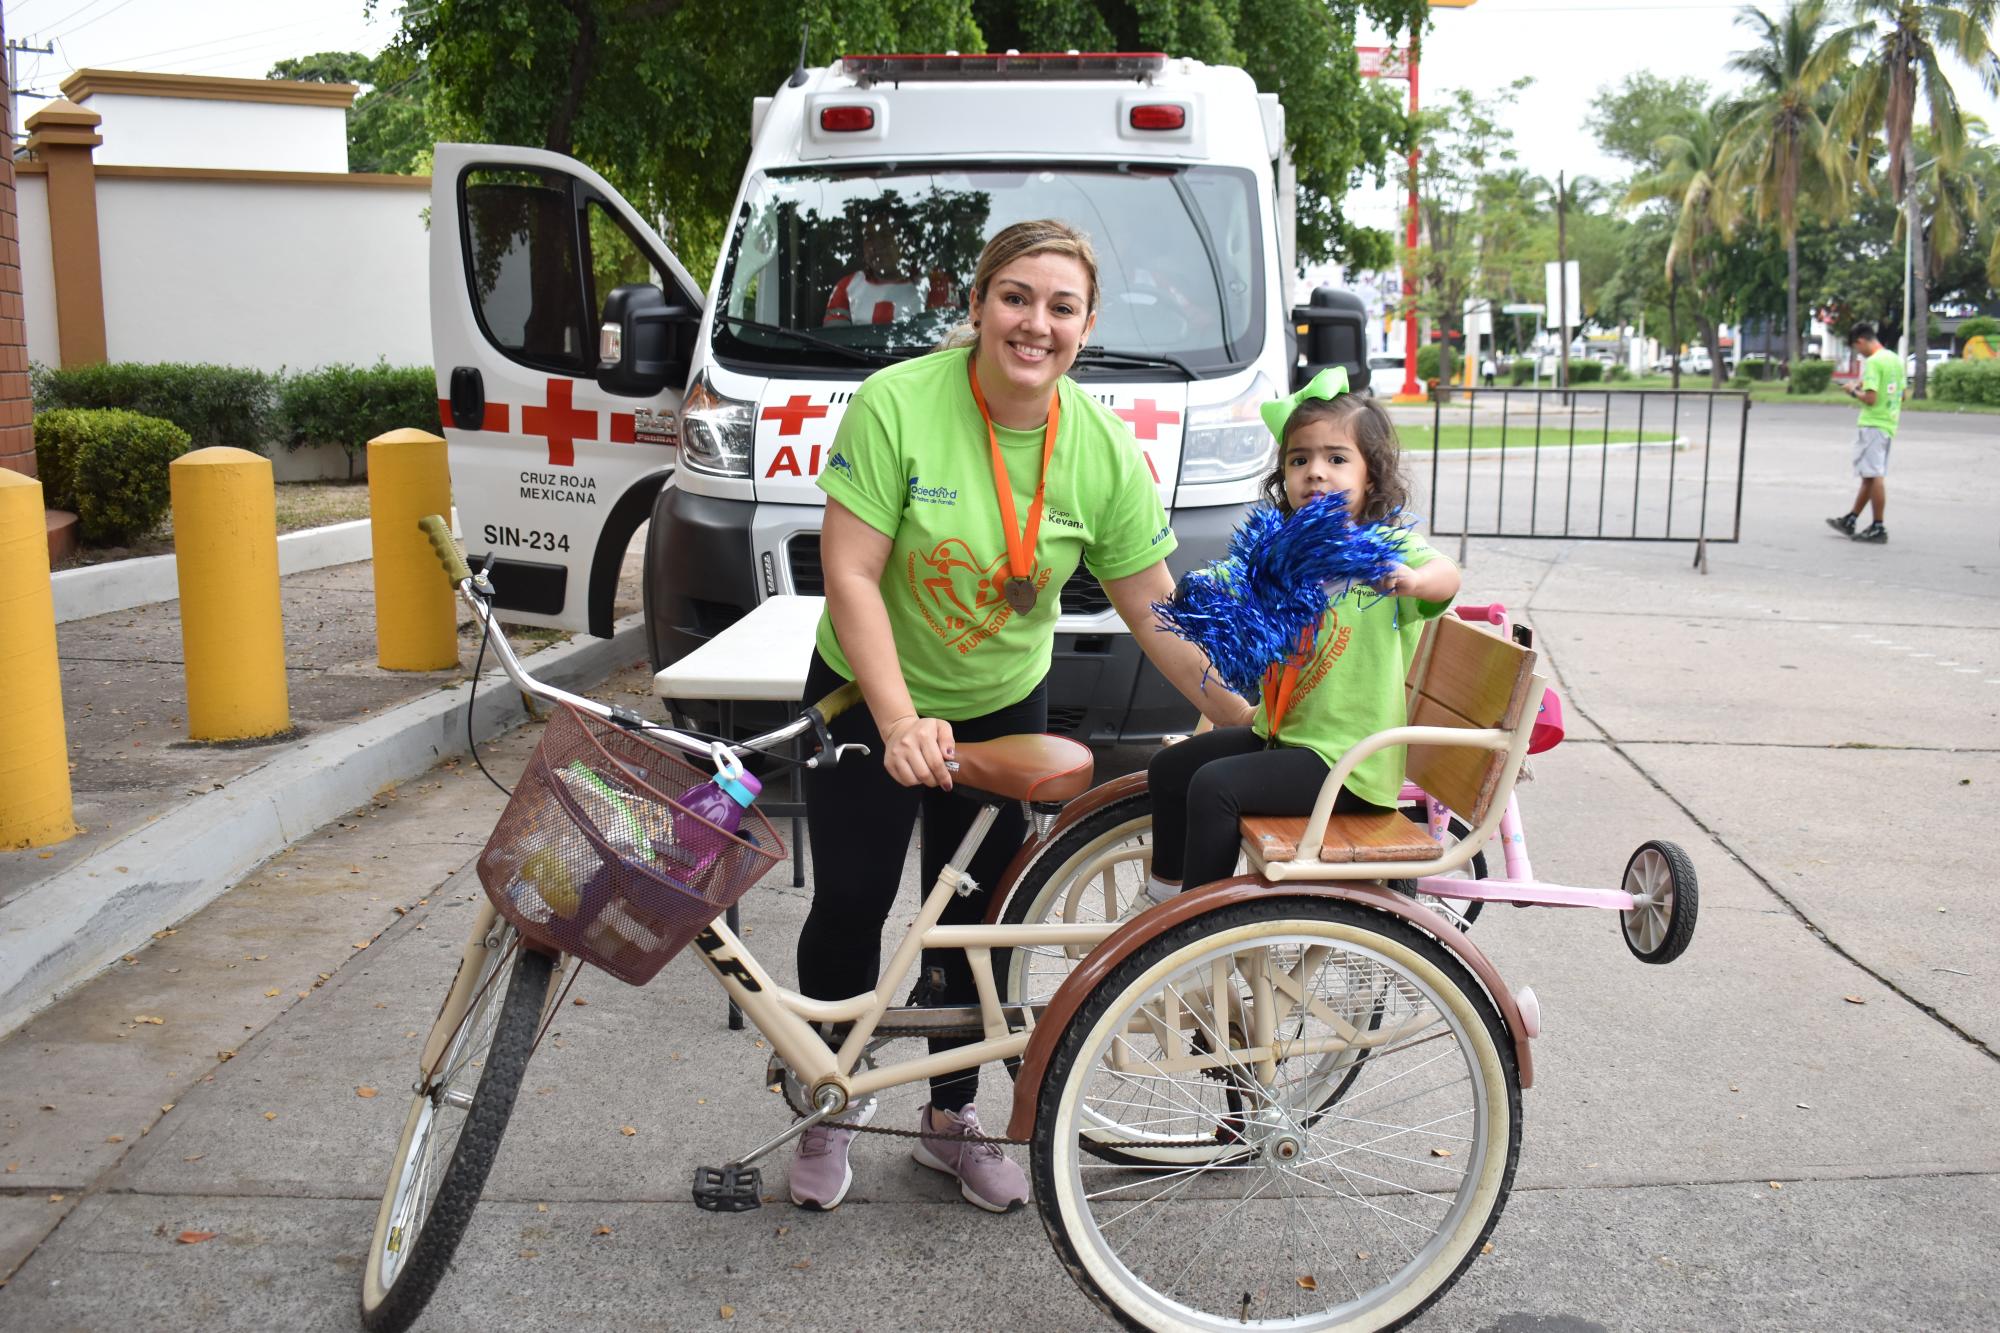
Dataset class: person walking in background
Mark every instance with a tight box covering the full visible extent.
[1827,322,1903,544]
[1480,355,1496,388]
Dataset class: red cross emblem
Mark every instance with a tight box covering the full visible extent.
[1113,398,1181,440]
[761,393,828,436]
[520,377,597,467]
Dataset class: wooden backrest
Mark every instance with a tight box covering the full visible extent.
[1401,615,1539,826]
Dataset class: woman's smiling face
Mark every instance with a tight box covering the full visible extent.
[1283,417,1372,515]
[972,252,1096,402]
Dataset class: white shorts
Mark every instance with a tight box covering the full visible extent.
[1853,427,1892,478]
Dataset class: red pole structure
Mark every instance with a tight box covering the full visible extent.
[1395,30,1424,403]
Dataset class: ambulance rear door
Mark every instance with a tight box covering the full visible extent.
[431,143,704,636]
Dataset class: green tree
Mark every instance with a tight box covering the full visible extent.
[1830,0,2000,397]
[1587,72,1714,176]
[1627,101,1742,387]
[383,0,1426,282]
[269,50,431,174]
[1719,0,1848,367]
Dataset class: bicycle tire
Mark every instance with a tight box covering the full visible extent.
[995,788,1154,1011]
[1031,896,1521,1331]
[359,944,555,1333]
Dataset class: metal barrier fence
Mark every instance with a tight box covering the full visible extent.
[1418,387,1750,572]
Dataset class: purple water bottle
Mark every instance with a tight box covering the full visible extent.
[658,761,762,889]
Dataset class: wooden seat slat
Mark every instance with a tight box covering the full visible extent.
[1244,810,1442,864]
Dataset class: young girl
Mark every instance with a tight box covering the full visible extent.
[1142,367,1462,902]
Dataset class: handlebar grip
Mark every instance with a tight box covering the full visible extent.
[1453,603,1507,625]
[418,514,473,585]
[809,681,864,728]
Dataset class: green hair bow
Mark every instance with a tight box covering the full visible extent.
[1259,365,1350,441]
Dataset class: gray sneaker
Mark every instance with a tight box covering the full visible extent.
[1826,512,1858,535]
[1852,522,1888,544]
[787,1096,876,1210]
[912,1103,1029,1213]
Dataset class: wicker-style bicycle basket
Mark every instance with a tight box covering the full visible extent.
[476,704,782,985]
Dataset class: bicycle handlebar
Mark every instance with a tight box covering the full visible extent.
[1453,603,1508,626]
[412,513,842,772]
[417,514,473,585]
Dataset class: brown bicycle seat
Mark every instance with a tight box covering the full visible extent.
[946,734,1094,804]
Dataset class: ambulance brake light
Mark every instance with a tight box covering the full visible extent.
[819,105,875,132]
[1129,104,1186,130]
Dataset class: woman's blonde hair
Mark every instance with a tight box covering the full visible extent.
[937,219,1100,351]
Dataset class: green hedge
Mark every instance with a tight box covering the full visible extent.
[1738,356,1772,381]
[1933,359,2000,405]
[1954,315,2000,345]
[34,408,192,543]
[1789,359,1833,394]
[1416,343,1441,382]
[1509,358,1534,385]
[31,362,276,452]
[1606,363,1634,382]
[280,363,439,471]
[1568,360,1604,383]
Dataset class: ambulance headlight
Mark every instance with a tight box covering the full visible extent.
[1179,372,1275,485]
[680,372,756,478]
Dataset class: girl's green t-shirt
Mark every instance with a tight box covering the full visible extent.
[815,347,1175,720]
[1250,533,1449,808]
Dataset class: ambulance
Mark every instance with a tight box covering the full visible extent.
[429,51,1366,739]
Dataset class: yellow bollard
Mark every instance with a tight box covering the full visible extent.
[366,428,458,671]
[0,470,77,848]
[171,447,290,741]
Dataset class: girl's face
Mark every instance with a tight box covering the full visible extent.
[972,252,1096,401]
[1283,416,1371,514]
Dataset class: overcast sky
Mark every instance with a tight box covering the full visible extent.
[11,0,1998,213]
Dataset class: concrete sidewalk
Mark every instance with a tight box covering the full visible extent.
[0,401,1995,1328]
[0,537,649,1036]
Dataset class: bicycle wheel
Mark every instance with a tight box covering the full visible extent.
[997,788,1153,1009]
[360,929,555,1333]
[1031,897,1521,1332]
[1398,805,1488,929]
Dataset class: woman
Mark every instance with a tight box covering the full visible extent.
[790,219,1252,1214]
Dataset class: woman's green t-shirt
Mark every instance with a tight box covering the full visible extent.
[1250,533,1450,808]
[814,347,1175,720]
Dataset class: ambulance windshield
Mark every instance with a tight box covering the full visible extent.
[713,164,1262,376]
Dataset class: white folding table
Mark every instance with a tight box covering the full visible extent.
[653,594,825,1027]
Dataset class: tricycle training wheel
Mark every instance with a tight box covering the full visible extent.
[1620,840,1698,965]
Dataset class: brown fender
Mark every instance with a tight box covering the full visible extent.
[1006,877,1536,1141]
[981,770,1151,925]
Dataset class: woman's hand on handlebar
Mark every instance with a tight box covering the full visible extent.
[881,715,956,789]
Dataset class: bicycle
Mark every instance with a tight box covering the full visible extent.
[361,517,1697,1333]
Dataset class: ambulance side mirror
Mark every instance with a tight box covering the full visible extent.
[597,283,695,397]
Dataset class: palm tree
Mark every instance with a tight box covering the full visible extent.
[1721,0,1850,369]
[1830,0,2000,397]
[1627,103,1742,387]
[1901,122,2000,293]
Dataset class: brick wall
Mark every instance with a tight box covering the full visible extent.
[0,10,35,479]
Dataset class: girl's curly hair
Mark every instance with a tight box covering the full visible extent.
[1259,393,1411,525]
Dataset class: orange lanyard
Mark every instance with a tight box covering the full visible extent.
[967,359,1060,614]
[1262,627,1318,742]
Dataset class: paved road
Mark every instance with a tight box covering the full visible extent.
[1,400,1995,1330]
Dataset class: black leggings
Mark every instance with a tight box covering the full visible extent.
[795,651,1045,1114]
[1148,726,1390,889]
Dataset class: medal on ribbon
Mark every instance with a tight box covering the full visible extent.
[967,359,1059,617]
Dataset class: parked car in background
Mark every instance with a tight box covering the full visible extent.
[1364,352,1405,394]
[1906,347,1951,377]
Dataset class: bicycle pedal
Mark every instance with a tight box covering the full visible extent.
[692,1163,763,1213]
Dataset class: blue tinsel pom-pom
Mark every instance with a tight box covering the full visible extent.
[1151,494,1416,697]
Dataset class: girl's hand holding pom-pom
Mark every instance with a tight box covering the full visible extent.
[1373,564,1412,597]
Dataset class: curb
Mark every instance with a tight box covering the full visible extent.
[51,519,374,624]
[0,612,648,1038]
